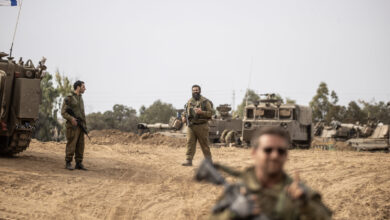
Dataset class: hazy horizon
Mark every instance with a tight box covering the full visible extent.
[1,0,389,113]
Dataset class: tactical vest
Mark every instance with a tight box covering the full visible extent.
[65,93,86,122]
[185,96,212,124]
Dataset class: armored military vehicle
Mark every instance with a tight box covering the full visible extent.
[311,121,362,150]
[348,124,389,151]
[138,105,243,144]
[209,104,242,144]
[311,120,387,150]
[137,110,187,138]
[0,52,46,155]
[137,115,185,136]
[241,94,312,148]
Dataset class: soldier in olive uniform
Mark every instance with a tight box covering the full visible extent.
[181,85,213,166]
[61,80,87,170]
[211,127,332,220]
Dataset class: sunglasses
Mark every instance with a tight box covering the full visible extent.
[262,147,287,156]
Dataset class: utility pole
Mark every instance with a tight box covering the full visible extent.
[232,90,235,111]
[245,56,254,106]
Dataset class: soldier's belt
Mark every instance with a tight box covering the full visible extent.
[191,122,207,125]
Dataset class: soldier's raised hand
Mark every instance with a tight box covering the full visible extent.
[194,107,202,114]
[286,172,305,200]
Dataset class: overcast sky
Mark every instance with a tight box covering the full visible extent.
[1,0,389,113]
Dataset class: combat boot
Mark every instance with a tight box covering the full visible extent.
[181,159,192,166]
[75,162,88,170]
[65,161,74,170]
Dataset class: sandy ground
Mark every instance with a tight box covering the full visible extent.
[0,132,390,220]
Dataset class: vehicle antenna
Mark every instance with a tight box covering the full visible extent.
[9,0,24,58]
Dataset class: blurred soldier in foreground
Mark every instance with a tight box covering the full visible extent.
[61,80,88,170]
[181,85,213,166]
[197,127,332,219]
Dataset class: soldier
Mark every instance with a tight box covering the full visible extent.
[181,85,213,166]
[61,80,87,171]
[211,127,332,219]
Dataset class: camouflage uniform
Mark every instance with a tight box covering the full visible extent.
[61,92,86,163]
[211,166,332,220]
[182,95,213,161]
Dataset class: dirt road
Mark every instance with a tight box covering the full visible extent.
[0,132,389,220]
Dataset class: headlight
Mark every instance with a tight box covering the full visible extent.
[280,122,288,129]
[244,122,252,129]
[25,70,33,78]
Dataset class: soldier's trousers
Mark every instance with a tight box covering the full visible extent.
[186,123,212,160]
[65,126,85,163]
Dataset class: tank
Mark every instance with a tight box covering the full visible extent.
[137,110,187,138]
[241,93,312,148]
[348,124,389,151]
[137,105,243,144]
[311,121,362,150]
[208,104,242,145]
[0,52,46,155]
[311,120,385,150]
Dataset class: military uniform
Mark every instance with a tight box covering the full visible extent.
[211,166,332,220]
[61,92,86,164]
[182,95,213,161]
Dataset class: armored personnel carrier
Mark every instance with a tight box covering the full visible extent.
[0,52,46,155]
[241,94,312,148]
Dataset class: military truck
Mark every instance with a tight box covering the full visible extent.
[0,52,46,155]
[209,104,242,144]
[241,94,312,148]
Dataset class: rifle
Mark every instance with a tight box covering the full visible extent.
[66,108,91,140]
[184,104,192,127]
[195,160,269,220]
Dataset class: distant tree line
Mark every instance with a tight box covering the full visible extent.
[86,100,176,132]
[235,82,389,125]
[86,104,138,132]
[35,72,389,142]
[309,82,390,124]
